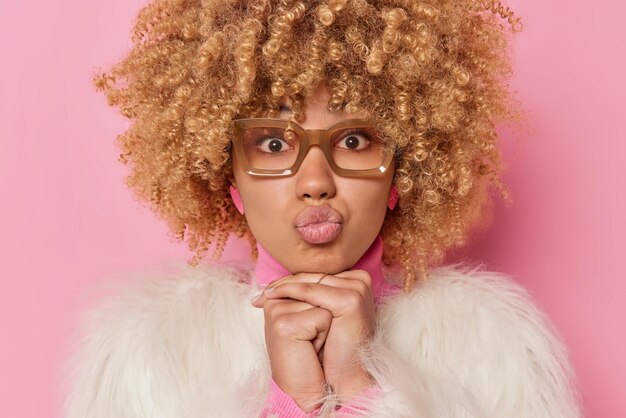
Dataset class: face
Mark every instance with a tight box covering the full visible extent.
[232,82,395,274]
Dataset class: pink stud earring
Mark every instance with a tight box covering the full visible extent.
[388,184,399,210]
[229,185,245,215]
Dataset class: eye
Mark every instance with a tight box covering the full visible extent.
[335,130,371,151]
[257,137,292,153]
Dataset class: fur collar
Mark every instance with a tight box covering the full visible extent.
[64,263,582,417]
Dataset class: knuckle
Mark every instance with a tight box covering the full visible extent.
[355,269,372,287]
[271,316,293,336]
[343,291,363,309]
[354,279,369,294]
[321,308,333,323]
[265,302,281,318]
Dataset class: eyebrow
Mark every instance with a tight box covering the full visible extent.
[278,104,292,113]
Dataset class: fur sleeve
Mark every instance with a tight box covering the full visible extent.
[351,264,583,418]
[62,263,269,418]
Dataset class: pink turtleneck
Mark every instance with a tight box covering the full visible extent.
[256,236,396,417]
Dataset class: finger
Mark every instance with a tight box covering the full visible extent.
[334,269,372,289]
[312,326,329,354]
[259,282,366,318]
[253,271,371,307]
[267,270,372,293]
[252,271,373,311]
[251,275,323,307]
[270,307,333,343]
[263,300,331,354]
[252,289,318,308]
[263,298,316,320]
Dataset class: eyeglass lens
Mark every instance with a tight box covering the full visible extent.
[241,126,387,171]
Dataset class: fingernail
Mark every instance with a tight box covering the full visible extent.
[264,286,275,293]
[251,294,262,304]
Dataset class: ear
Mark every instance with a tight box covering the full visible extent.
[387,184,399,210]
[229,185,245,215]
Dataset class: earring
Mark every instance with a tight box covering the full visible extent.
[388,184,399,210]
[229,185,245,215]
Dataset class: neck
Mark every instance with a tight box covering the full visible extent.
[254,236,394,302]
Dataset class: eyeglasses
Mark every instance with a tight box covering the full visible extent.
[230,118,394,178]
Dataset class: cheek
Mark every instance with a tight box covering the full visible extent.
[239,180,293,228]
[345,181,391,227]
[232,158,287,221]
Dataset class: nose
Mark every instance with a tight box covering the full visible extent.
[295,145,336,201]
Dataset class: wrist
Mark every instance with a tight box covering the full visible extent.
[293,396,323,413]
[275,380,325,413]
[328,369,375,402]
[267,378,324,416]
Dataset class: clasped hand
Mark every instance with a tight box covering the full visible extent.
[250,269,376,412]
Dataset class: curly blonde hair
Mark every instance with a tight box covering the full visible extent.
[94,0,522,292]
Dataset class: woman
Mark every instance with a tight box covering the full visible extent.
[65,0,582,417]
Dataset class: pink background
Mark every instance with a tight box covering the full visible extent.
[1,0,624,417]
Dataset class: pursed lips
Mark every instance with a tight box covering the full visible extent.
[294,205,343,244]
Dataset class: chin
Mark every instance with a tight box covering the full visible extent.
[287,244,356,274]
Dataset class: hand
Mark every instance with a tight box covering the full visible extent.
[252,295,332,412]
[252,270,376,401]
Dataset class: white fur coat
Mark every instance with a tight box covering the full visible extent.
[63,263,582,417]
